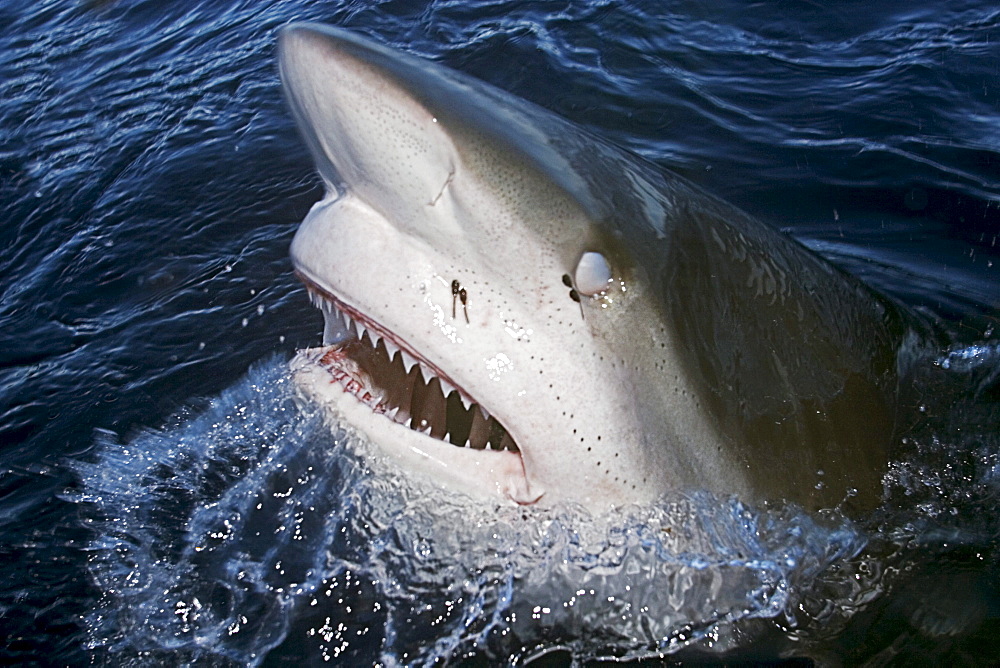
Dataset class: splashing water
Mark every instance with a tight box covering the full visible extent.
[69,357,878,665]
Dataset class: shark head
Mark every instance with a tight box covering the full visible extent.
[278,23,713,510]
[278,24,909,513]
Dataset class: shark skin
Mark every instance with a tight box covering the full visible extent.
[278,23,919,514]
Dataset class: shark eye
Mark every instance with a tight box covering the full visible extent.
[574,252,612,296]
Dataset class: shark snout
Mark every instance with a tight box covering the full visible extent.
[279,24,459,230]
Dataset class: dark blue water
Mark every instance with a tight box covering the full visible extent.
[1,0,998,665]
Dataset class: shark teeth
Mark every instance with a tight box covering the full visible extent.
[304,283,517,453]
[399,349,419,374]
[437,376,457,399]
[382,336,401,360]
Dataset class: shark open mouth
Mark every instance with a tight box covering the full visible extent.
[299,276,520,454]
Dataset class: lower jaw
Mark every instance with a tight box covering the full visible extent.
[290,347,543,506]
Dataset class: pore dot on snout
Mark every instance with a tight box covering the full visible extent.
[574,251,611,296]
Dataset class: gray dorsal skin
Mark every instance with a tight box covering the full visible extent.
[279,23,925,513]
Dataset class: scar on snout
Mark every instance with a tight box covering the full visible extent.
[428,170,455,206]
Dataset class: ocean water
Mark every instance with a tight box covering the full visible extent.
[0,0,998,665]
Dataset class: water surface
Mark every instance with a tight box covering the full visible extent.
[1,0,998,664]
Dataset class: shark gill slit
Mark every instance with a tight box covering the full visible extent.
[305,283,519,453]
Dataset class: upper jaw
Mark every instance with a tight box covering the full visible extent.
[299,269,470,406]
[292,272,544,506]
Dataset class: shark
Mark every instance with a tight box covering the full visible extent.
[279,23,920,514]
